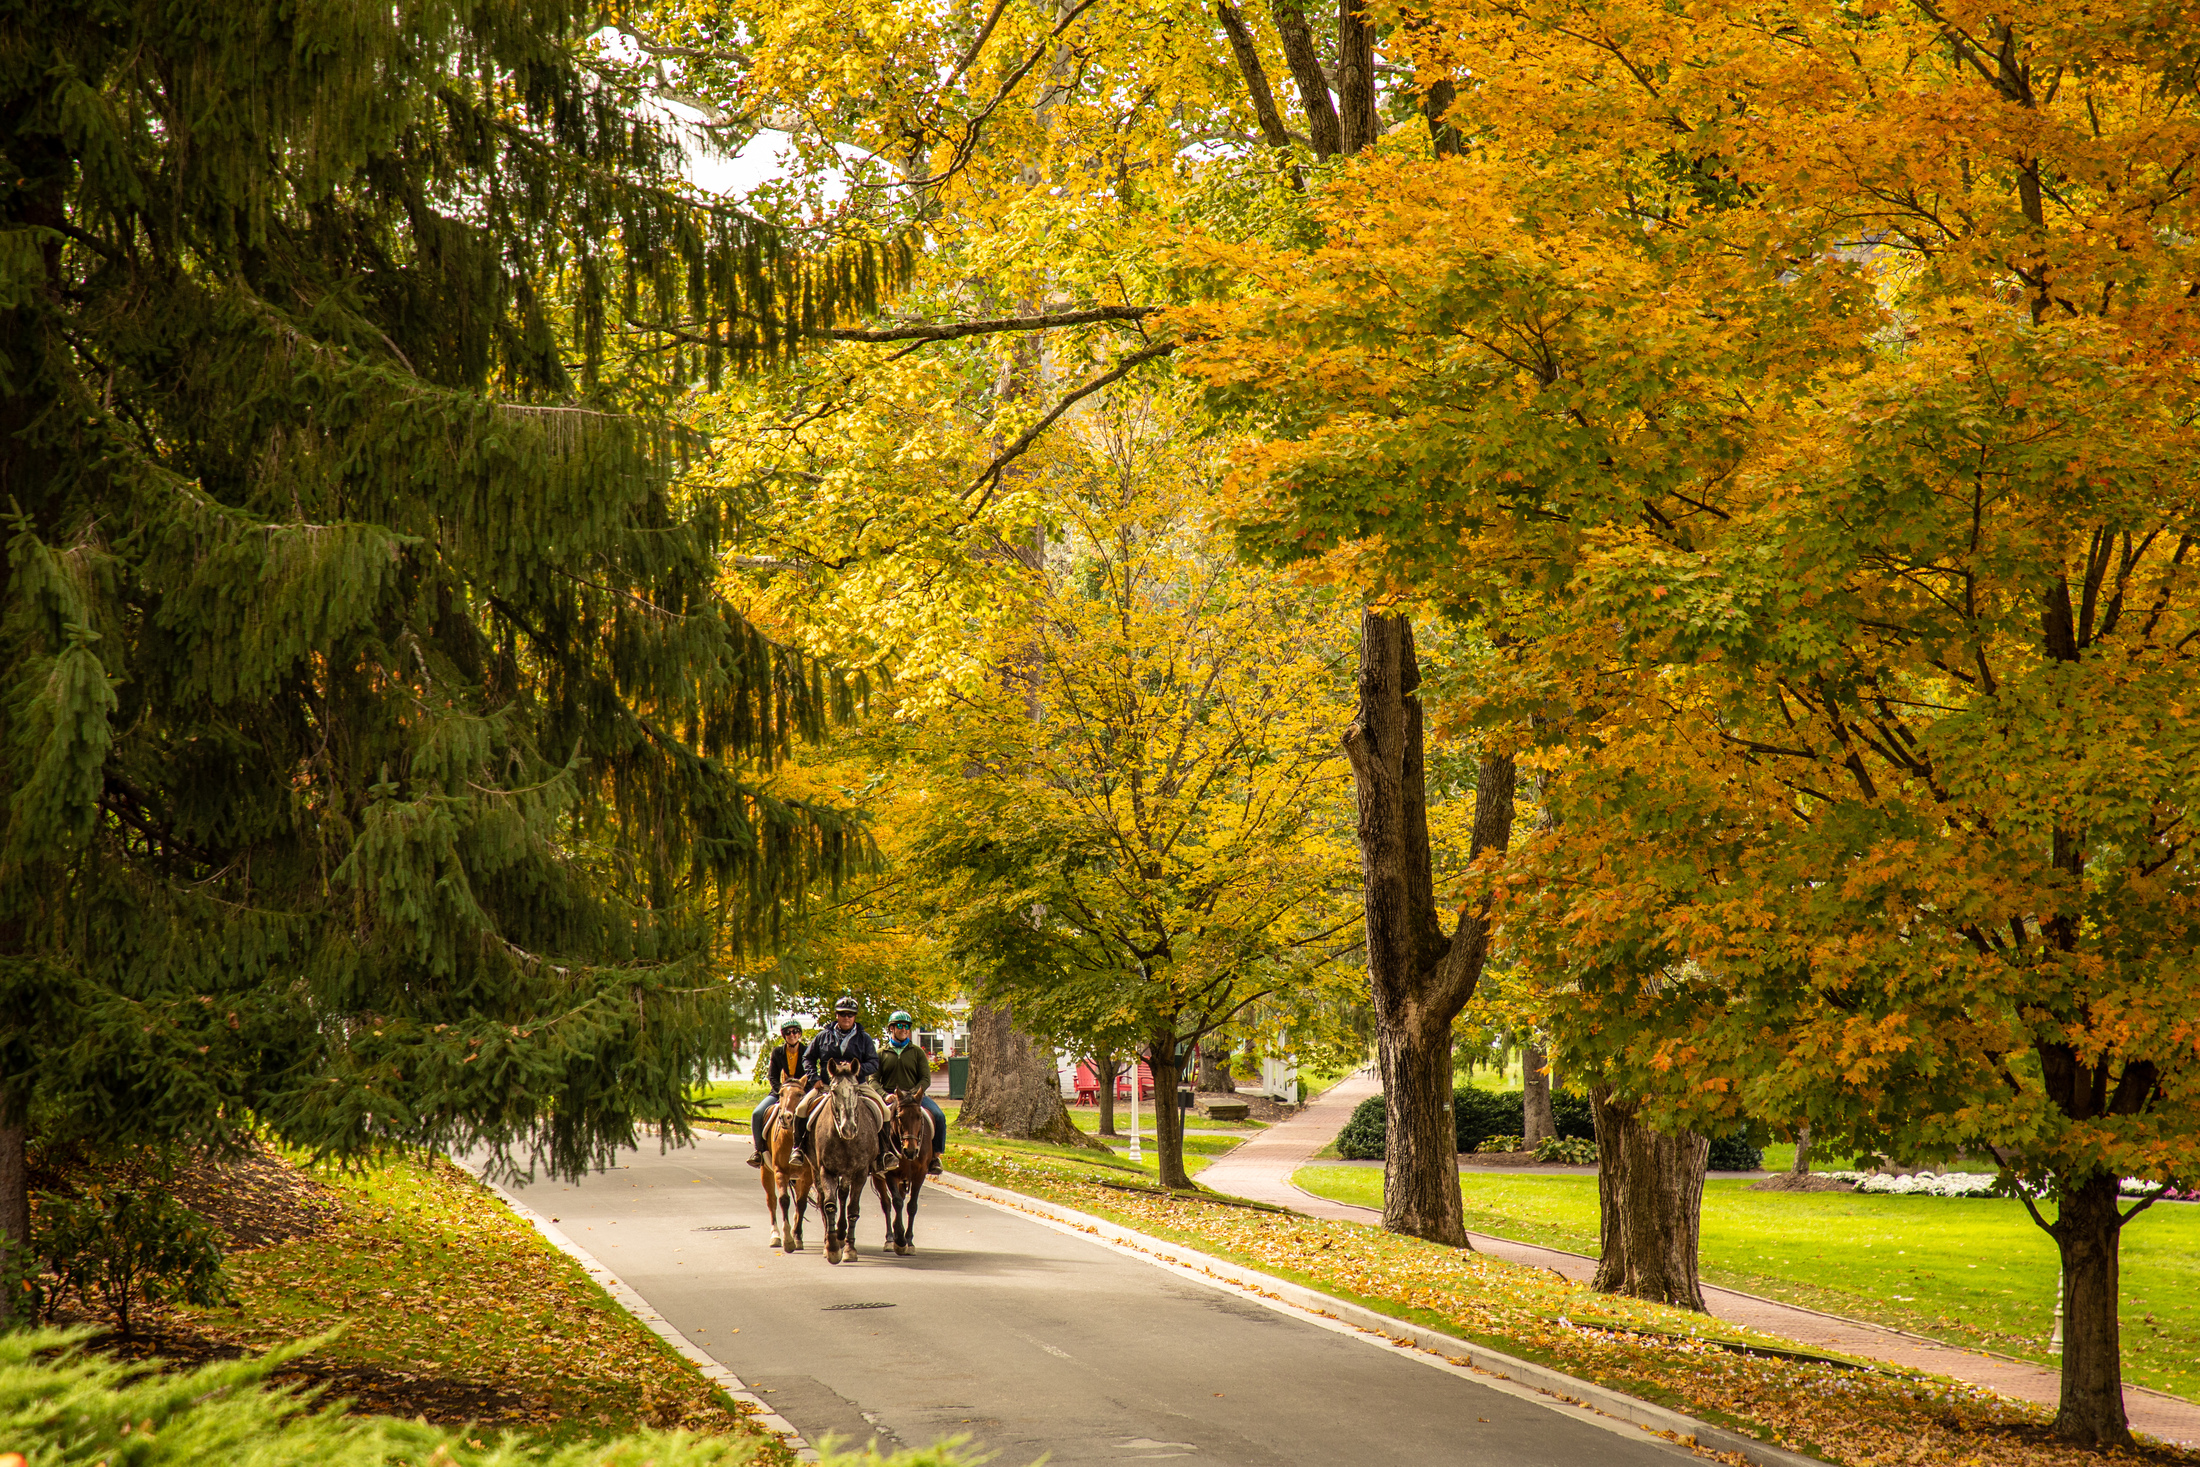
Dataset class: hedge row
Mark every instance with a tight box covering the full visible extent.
[1335,1090,1760,1169]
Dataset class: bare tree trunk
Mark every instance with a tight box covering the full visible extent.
[959,1004,1098,1148]
[1095,1050,1119,1136]
[1265,0,1341,158]
[2049,1172,2134,1448]
[1522,1046,1556,1148]
[1149,1036,1193,1189]
[1197,1044,1236,1093]
[1336,0,1376,153]
[1590,1086,1709,1310]
[1346,613,1515,1246]
[0,1083,27,1323]
[1791,1123,1813,1175]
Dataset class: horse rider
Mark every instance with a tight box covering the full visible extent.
[746,1018,806,1169]
[876,1011,946,1177]
[790,996,901,1171]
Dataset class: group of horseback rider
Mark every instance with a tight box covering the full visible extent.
[747,997,947,1177]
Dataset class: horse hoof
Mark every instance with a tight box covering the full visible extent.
[897,1244,910,1256]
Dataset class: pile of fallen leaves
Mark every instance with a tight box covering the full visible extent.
[135,1152,782,1456]
[952,1147,2198,1467]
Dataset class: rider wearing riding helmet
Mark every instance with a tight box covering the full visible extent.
[746,1019,807,1168]
[790,997,900,1169]
[875,1012,946,1177]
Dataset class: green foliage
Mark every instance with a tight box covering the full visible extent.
[1706,1131,1764,1173]
[1342,1089,1597,1160]
[33,1187,230,1333]
[1477,1134,1524,1154]
[1533,1136,1597,1165]
[1335,1094,1387,1160]
[0,1326,976,1467]
[0,0,892,1181]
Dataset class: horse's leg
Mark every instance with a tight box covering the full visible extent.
[821,1176,842,1264]
[842,1173,861,1261]
[789,1173,809,1251]
[904,1173,923,1253]
[762,1161,782,1248]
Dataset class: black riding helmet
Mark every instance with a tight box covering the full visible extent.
[833,996,859,1016]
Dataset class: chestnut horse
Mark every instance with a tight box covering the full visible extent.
[760,1078,812,1252]
[872,1086,934,1256]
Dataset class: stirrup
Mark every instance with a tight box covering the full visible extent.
[926,1158,943,1176]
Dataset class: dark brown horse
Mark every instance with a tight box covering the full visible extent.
[872,1085,934,1256]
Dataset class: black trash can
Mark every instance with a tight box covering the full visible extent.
[1178,1086,1196,1114]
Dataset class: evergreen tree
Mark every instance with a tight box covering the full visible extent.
[0,0,898,1277]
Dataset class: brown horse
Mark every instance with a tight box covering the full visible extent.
[760,1079,813,1252]
[872,1086,934,1256]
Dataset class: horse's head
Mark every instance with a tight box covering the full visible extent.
[777,1077,806,1110]
[828,1062,860,1139]
[893,1089,930,1148]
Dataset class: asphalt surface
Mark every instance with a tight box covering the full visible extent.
[505,1133,1695,1467]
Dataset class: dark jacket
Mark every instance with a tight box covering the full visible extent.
[875,1039,931,1093]
[767,1041,804,1089]
[803,1022,879,1082]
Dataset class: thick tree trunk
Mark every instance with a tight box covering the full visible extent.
[1346,612,1515,1247]
[1197,1044,1236,1093]
[1336,0,1377,154]
[1590,1087,1709,1310]
[1149,1037,1193,1189]
[1095,1051,1119,1136]
[1791,1123,1813,1176]
[0,1084,26,1322]
[959,1004,1098,1148]
[2051,1172,2133,1448]
[1522,1046,1556,1148]
[1265,1,1342,159]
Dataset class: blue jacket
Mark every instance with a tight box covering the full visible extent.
[803,1022,879,1082]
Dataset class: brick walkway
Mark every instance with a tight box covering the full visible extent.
[1198,1073,2200,1448]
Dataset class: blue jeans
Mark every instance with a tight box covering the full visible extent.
[920,1095,947,1153]
[752,1097,776,1143]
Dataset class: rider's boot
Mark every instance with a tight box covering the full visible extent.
[927,1154,943,1177]
[746,1146,765,1168]
[790,1112,810,1164]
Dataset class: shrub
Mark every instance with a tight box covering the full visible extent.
[1335,1094,1388,1158]
[35,1186,230,1333]
[1535,1135,1598,1165]
[1706,1130,1764,1171]
[1551,1091,1598,1141]
[1341,1089,1602,1158]
[1476,1134,1525,1154]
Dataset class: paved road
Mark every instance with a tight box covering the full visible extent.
[506,1132,1692,1467]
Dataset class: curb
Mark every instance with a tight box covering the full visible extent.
[938,1172,1828,1467]
[446,1156,819,1463]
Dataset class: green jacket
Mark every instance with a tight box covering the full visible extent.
[875,1039,931,1093]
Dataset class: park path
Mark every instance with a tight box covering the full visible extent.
[1197,1074,2200,1449]
[498,1128,1702,1467]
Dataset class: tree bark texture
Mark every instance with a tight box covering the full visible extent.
[1791,1123,1813,1175]
[1095,1051,1120,1136]
[2051,1172,2134,1448]
[1265,0,1342,159]
[1590,1086,1710,1310]
[958,1003,1096,1148]
[1345,613,1515,1246]
[1214,0,1295,155]
[1522,1046,1556,1147]
[1197,1044,1237,1093]
[1149,1036,1194,1189]
[1336,0,1377,154]
[0,1084,26,1321]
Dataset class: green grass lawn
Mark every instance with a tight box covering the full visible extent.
[958,1131,1232,1183]
[1064,1107,1266,1134]
[1296,1164,2200,1403]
